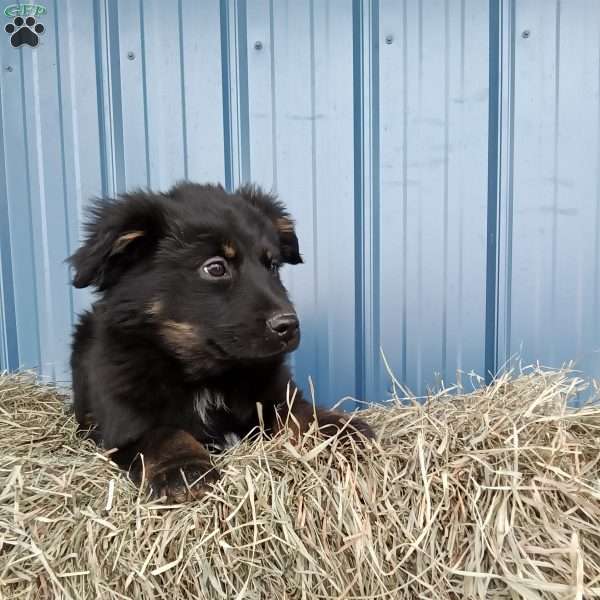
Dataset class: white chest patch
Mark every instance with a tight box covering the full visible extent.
[193,389,228,423]
[207,432,241,452]
[224,432,241,449]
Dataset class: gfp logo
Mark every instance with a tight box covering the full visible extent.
[4,4,45,47]
[4,3,46,17]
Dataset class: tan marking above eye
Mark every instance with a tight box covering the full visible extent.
[222,242,236,259]
[110,230,145,256]
[276,217,294,233]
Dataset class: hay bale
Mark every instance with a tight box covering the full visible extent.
[0,369,599,599]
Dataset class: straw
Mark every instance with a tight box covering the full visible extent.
[0,367,599,599]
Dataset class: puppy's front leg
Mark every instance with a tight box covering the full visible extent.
[272,395,374,444]
[114,427,219,502]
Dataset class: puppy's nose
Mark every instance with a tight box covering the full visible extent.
[267,313,299,340]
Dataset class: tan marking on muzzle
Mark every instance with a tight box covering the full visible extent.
[161,319,199,347]
[160,320,201,354]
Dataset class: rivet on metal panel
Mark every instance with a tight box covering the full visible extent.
[521,30,530,39]
[254,41,263,50]
[385,34,394,45]
[4,65,13,72]
[127,51,135,60]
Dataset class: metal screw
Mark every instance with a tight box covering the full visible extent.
[5,65,13,72]
[385,34,394,45]
[521,30,530,39]
[127,51,135,60]
[254,40,263,50]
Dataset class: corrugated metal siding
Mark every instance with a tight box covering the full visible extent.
[496,0,600,382]
[0,0,598,405]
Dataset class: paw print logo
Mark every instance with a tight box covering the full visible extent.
[5,16,44,48]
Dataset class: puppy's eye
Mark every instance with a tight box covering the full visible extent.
[200,258,230,280]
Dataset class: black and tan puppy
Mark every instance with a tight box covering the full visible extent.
[68,183,373,501]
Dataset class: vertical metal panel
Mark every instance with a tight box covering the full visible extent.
[497,0,600,379]
[446,1,489,388]
[1,16,40,373]
[142,1,187,188]
[256,0,358,406]
[1,0,85,382]
[378,0,489,397]
[0,1,599,404]
[0,84,18,371]
[181,1,225,183]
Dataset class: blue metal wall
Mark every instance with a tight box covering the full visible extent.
[0,1,598,406]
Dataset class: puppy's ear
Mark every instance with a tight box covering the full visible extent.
[68,193,168,290]
[236,184,303,265]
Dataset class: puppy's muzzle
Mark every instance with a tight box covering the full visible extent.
[267,312,299,344]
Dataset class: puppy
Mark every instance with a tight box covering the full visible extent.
[69,183,373,501]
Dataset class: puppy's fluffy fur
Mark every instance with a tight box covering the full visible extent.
[69,183,372,501]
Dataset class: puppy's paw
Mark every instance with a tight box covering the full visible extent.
[149,460,220,502]
[315,410,374,445]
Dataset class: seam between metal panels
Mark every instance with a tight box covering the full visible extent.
[550,0,561,365]
[457,0,466,374]
[595,29,600,348]
[352,0,380,402]
[0,85,19,370]
[53,1,74,327]
[0,278,6,370]
[219,0,250,189]
[494,0,516,374]
[441,0,450,382]
[18,48,41,371]
[503,0,516,368]
[138,0,150,189]
[485,0,502,383]
[268,0,278,191]
[108,1,124,193]
[236,0,250,185]
[101,0,116,195]
[0,104,8,369]
[232,2,241,184]
[371,1,380,401]
[416,2,423,392]
[220,0,232,190]
[309,0,322,393]
[177,0,189,180]
[100,0,125,195]
[93,0,109,198]
[401,0,408,384]
[352,0,364,401]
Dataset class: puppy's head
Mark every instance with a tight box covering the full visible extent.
[68,183,303,378]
